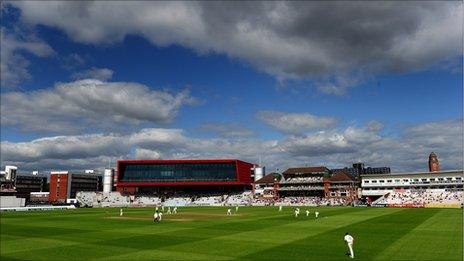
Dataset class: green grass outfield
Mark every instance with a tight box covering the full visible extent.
[1,206,462,260]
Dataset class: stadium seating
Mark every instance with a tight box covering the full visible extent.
[77,191,352,207]
[284,177,323,183]
[77,189,461,208]
[274,196,348,206]
[224,191,253,205]
[76,192,97,207]
[77,191,131,207]
[163,197,191,207]
[279,185,325,191]
[372,189,463,207]
[252,198,274,206]
[133,196,162,206]
[0,196,26,208]
[191,196,223,206]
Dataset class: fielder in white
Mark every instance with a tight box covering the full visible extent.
[167,207,171,214]
[344,232,355,258]
[278,205,283,212]
[173,207,177,214]
[153,211,160,222]
[315,211,319,218]
[305,210,310,217]
[235,206,239,212]
[227,208,232,216]
[119,208,123,216]
[294,208,300,217]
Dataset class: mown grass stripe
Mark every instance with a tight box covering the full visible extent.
[156,208,399,258]
[239,209,438,260]
[0,207,461,260]
[372,208,463,260]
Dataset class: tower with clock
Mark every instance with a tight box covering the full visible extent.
[428,152,440,172]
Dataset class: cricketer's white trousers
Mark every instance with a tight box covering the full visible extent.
[347,243,354,258]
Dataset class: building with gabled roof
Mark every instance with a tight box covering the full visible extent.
[325,171,359,201]
[282,166,330,175]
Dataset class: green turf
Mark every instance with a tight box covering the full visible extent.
[0,207,462,260]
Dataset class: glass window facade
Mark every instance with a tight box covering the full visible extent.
[120,163,237,182]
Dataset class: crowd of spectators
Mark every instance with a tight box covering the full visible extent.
[77,192,131,207]
[77,191,355,208]
[279,185,325,191]
[191,195,224,206]
[251,197,275,206]
[374,189,463,206]
[134,196,162,206]
[163,197,191,206]
[224,192,253,205]
[274,196,348,206]
[285,177,323,184]
[77,189,462,208]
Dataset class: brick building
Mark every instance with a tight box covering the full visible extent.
[49,171,100,203]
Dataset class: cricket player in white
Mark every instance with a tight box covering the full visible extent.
[227,208,232,216]
[158,212,163,221]
[306,210,310,217]
[119,208,123,216]
[173,207,177,214]
[235,206,239,212]
[153,211,159,222]
[344,232,354,258]
[315,211,319,218]
[294,208,300,217]
[167,207,171,214]
[279,205,282,212]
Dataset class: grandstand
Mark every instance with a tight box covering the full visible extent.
[274,196,347,206]
[69,158,464,209]
[191,195,224,206]
[116,159,254,195]
[362,170,463,208]
[224,191,253,205]
[326,171,358,201]
[77,191,130,208]
[278,167,329,197]
[258,167,357,206]
[76,190,255,208]
[163,196,191,207]
[253,172,282,200]
[373,189,463,208]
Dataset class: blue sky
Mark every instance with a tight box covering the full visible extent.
[1,2,462,172]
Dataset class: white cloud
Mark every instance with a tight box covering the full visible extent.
[1,120,461,172]
[71,67,114,81]
[134,148,162,160]
[1,79,198,133]
[257,110,337,135]
[129,128,187,149]
[0,128,266,170]
[0,27,55,88]
[61,53,86,70]
[366,121,384,132]
[9,2,462,93]
[315,73,368,96]
[278,126,381,157]
[1,133,127,162]
[200,123,254,138]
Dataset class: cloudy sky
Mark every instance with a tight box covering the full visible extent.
[1,1,462,173]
